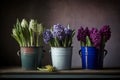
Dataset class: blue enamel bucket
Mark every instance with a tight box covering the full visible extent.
[79,47,107,69]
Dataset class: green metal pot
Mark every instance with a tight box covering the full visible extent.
[17,46,44,70]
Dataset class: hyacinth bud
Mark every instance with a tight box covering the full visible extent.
[43,29,53,44]
[64,27,73,36]
[36,23,44,34]
[84,27,90,36]
[77,25,111,49]
[29,19,37,31]
[53,24,65,41]
[77,27,86,42]
[43,24,75,47]
[53,24,64,32]
[67,24,70,29]
[90,28,102,49]
[21,19,28,28]
[12,28,17,36]
[100,25,111,42]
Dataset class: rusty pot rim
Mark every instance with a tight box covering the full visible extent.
[20,46,43,48]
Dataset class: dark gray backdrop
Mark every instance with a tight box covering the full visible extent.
[0,0,120,68]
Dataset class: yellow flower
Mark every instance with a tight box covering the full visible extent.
[37,65,55,72]
[45,65,55,72]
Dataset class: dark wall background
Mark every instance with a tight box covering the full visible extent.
[0,0,120,68]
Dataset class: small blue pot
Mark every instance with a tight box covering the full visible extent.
[79,47,107,69]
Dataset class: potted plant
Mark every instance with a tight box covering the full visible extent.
[77,25,111,69]
[11,18,45,70]
[43,24,75,70]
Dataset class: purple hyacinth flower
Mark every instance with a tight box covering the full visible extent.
[77,27,87,43]
[90,28,102,49]
[64,27,73,36]
[43,29,53,44]
[84,27,90,36]
[100,25,111,42]
[52,24,65,41]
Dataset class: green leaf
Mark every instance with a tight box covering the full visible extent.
[54,37,60,47]
[86,36,92,46]
[72,30,75,36]
[11,34,22,46]
[81,41,85,46]
[11,18,45,47]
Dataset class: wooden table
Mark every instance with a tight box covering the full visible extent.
[0,67,120,78]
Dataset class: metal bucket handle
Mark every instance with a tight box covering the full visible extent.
[79,49,108,57]
[79,50,82,57]
[103,49,107,57]
[17,50,21,56]
[49,50,51,53]
[42,49,45,58]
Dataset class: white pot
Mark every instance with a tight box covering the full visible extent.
[50,47,73,70]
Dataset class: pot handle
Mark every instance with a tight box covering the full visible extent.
[17,50,20,56]
[43,49,46,53]
[49,50,51,54]
[79,49,107,57]
[41,47,45,58]
[103,49,107,57]
[79,50,82,57]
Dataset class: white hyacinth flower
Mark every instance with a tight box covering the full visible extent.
[29,19,37,31]
[12,28,17,36]
[21,19,28,28]
[37,24,44,34]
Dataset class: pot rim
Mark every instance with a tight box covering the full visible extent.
[51,46,73,48]
[20,46,43,48]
